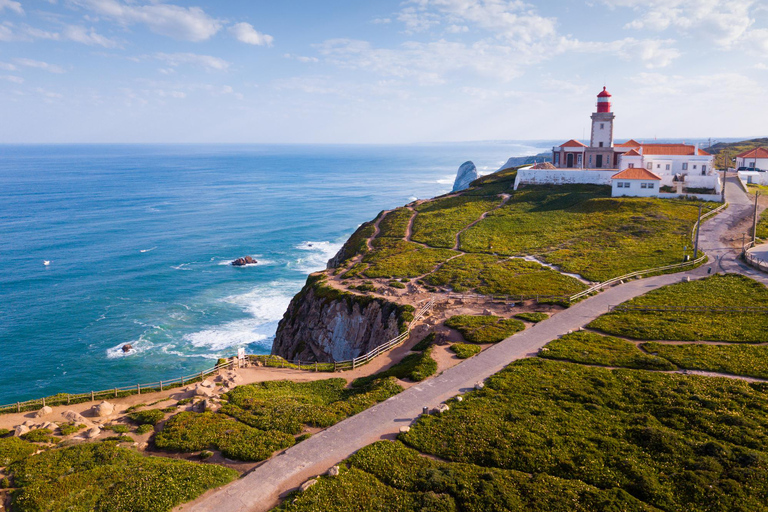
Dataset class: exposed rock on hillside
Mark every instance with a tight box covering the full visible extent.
[272,275,413,362]
[452,161,479,192]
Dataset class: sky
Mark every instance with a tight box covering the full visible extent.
[1,0,767,144]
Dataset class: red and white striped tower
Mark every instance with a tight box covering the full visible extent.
[590,87,615,150]
[596,86,612,113]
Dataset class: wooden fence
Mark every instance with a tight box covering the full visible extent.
[0,299,434,414]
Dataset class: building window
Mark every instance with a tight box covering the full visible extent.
[599,142,604,147]
[693,165,697,169]
[682,163,688,170]
[600,123,604,129]
[665,164,670,171]
[702,165,707,173]
[641,183,648,189]
[629,163,635,168]
[554,153,559,165]
[647,163,653,170]
[616,182,623,188]
[648,183,655,189]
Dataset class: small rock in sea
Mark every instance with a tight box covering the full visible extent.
[122,344,133,353]
[327,466,340,477]
[35,406,53,418]
[231,256,257,267]
[299,479,318,492]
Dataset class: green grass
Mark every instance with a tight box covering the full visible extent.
[330,220,377,267]
[515,312,549,323]
[396,357,768,512]
[643,342,768,380]
[444,315,525,343]
[136,424,154,435]
[450,343,481,359]
[411,195,503,248]
[103,424,131,434]
[589,274,768,342]
[388,280,406,289]
[411,332,436,352]
[21,428,61,444]
[362,239,458,278]
[0,437,36,466]
[354,349,437,388]
[425,253,586,296]
[154,411,296,461]
[58,422,86,436]
[539,331,677,371]
[129,409,166,426]
[459,186,704,282]
[377,208,412,239]
[755,204,768,240]
[9,441,237,512]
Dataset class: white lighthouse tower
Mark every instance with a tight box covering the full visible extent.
[590,87,614,149]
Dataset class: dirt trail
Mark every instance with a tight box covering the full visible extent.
[453,194,510,251]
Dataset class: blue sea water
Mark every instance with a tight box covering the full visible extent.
[0,143,545,404]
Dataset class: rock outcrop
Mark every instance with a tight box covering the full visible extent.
[452,161,479,192]
[93,401,114,417]
[232,256,257,266]
[271,275,412,362]
[35,406,53,418]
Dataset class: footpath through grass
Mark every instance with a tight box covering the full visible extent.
[278,358,768,512]
[589,274,768,342]
[643,342,768,380]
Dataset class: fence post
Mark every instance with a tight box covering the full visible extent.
[315,362,318,372]
[42,397,45,408]
[352,357,356,370]
[114,388,118,398]
[181,376,184,386]
[17,402,20,413]
[137,384,141,395]
[200,371,204,382]
[67,394,70,405]
[334,361,337,372]
[91,391,94,402]
[160,380,163,391]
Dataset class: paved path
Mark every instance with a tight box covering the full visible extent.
[181,178,760,512]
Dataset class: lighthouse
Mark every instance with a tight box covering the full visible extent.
[588,87,615,168]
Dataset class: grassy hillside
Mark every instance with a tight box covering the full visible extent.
[706,138,768,169]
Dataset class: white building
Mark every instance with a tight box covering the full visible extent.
[611,168,662,197]
[735,147,768,171]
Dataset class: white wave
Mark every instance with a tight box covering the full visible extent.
[182,280,297,353]
[292,241,342,274]
[140,247,157,253]
[171,263,192,271]
[106,334,154,359]
[408,196,418,202]
[436,175,455,185]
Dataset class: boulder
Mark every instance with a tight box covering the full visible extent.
[232,256,257,267]
[299,479,318,492]
[437,403,450,414]
[195,385,215,398]
[94,401,114,418]
[474,381,484,390]
[14,425,29,437]
[456,396,463,402]
[85,427,102,439]
[42,422,58,430]
[327,466,340,477]
[63,410,92,426]
[452,161,479,192]
[399,426,411,434]
[35,406,53,418]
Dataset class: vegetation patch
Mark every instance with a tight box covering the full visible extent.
[9,441,237,512]
[450,343,481,359]
[330,220,377,268]
[388,280,406,289]
[129,409,166,426]
[515,312,549,323]
[398,357,768,512]
[589,274,768,342]
[154,411,295,461]
[643,342,768,380]
[459,185,704,282]
[377,208,412,239]
[21,428,61,444]
[539,331,676,371]
[425,253,586,296]
[444,315,524,344]
[58,422,86,436]
[411,195,503,248]
[136,424,154,435]
[411,332,436,352]
[0,437,36,466]
[362,239,458,279]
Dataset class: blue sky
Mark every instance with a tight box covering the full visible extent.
[1,0,767,143]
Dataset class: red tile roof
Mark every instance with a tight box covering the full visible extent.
[641,144,705,156]
[612,168,662,180]
[735,147,768,159]
[560,139,588,148]
[623,149,641,156]
[617,139,641,147]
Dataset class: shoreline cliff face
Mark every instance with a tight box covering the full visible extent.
[271,274,414,362]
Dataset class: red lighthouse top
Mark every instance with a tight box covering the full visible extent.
[596,86,612,113]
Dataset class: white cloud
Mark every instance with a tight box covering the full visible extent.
[754,62,768,70]
[0,74,23,83]
[565,37,682,68]
[229,22,273,47]
[153,52,231,71]
[0,0,23,15]
[72,0,222,41]
[15,58,66,73]
[284,53,319,63]
[62,25,120,48]
[35,87,63,99]
[372,18,391,24]
[603,0,757,48]
[0,61,16,71]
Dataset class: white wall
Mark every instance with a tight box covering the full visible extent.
[738,171,768,186]
[643,154,714,176]
[685,174,722,193]
[736,157,768,170]
[611,180,660,197]
[514,168,616,190]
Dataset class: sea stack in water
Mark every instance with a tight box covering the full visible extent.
[452,161,479,192]
[232,256,257,267]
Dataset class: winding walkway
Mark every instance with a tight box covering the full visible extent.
[181,176,758,512]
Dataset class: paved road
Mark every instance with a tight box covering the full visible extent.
[181,178,761,512]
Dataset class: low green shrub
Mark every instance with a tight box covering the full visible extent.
[103,435,133,443]
[0,428,10,437]
[176,398,192,406]
[642,342,768,379]
[102,424,131,434]
[8,441,237,512]
[155,412,295,462]
[353,350,436,387]
[0,437,36,466]
[389,280,406,289]
[412,332,436,352]
[515,312,549,323]
[21,428,61,444]
[352,283,376,293]
[450,344,481,359]
[296,433,311,443]
[58,423,86,436]
[128,409,166,426]
[444,315,524,343]
[200,450,214,460]
[539,331,677,371]
[136,424,154,435]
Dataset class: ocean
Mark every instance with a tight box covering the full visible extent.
[0,142,546,404]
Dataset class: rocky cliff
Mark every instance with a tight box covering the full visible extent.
[271,274,414,362]
[452,161,479,192]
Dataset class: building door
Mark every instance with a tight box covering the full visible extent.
[567,154,574,167]
[596,155,603,168]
